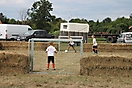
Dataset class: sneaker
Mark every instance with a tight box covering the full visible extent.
[95,52,98,55]
[46,68,49,70]
[53,68,56,70]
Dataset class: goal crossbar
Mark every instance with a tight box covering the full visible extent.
[58,36,83,39]
[28,38,83,72]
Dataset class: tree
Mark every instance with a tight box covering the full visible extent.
[27,0,53,32]
[130,13,132,19]
[102,17,112,24]
[8,18,17,24]
[0,12,7,23]
[116,23,128,32]
[19,8,28,24]
[69,18,88,23]
[50,16,66,37]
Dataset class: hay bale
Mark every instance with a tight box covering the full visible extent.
[0,41,58,51]
[80,55,132,76]
[34,42,58,51]
[0,51,29,75]
[83,43,132,52]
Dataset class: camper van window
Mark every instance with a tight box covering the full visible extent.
[28,28,32,31]
[63,25,68,29]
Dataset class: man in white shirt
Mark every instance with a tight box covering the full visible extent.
[46,42,57,70]
[92,35,98,54]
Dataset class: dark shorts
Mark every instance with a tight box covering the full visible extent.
[48,56,54,63]
[93,46,98,48]
[69,44,74,47]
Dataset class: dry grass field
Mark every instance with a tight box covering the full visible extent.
[0,48,132,88]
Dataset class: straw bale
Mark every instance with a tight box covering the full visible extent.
[83,43,132,52]
[80,55,132,76]
[0,41,58,50]
[0,51,29,75]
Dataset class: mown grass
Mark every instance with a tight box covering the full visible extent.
[88,38,106,43]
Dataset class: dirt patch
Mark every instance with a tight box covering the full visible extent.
[0,51,29,75]
[80,55,132,76]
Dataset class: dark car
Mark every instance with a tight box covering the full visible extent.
[17,30,54,41]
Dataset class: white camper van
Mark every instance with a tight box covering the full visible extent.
[60,23,89,33]
[60,23,89,43]
[0,24,32,40]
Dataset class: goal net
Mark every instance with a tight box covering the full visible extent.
[28,38,83,72]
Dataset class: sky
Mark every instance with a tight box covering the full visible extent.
[0,0,131,21]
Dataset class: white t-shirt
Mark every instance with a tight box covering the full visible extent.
[93,38,97,46]
[69,38,74,45]
[46,45,56,56]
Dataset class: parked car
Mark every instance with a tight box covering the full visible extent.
[17,30,54,41]
[117,32,132,43]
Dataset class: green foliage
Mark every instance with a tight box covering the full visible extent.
[0,13,8,23]
[52,30,60,37]
[1,4,132,36]
[8,19,16,24]
[130,13,132,19]
[27,0,53,32]
[89,16,132,34]
[69,18,88,23]
[50,17,65,32]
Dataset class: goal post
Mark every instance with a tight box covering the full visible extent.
[28,38,83,72]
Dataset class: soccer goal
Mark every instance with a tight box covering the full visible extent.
[58,36,83,51]
[28,38,83,72]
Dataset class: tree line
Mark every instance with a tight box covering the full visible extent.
[0,0,132,36]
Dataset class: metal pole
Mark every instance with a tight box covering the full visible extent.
[80,39,83,58]
[58,36,60,51]
[28,39,31,72]
[31,39,34,71]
